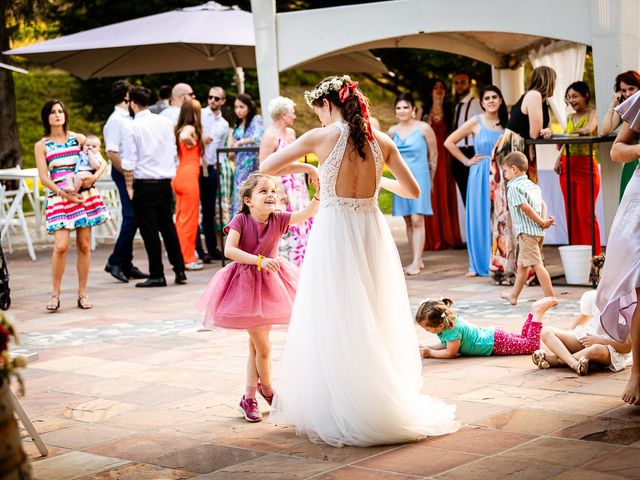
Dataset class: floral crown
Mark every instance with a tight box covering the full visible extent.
[304,75,352,108]
[303,75,374,141]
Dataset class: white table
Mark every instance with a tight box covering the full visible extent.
[0,168,43,238]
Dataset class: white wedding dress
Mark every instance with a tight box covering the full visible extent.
[271,122,459,447]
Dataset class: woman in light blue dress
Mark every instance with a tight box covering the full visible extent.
[389,93,438,275]
[445,85,507,276]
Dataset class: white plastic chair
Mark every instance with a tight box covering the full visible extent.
[0,184,36,261]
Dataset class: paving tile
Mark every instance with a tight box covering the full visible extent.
[419,426,533,455]
[214,424,307,452]
[101,407,202,431]
[477,407,587,435]
[435,457,566,480]
[84,432,202,464]
[107,384,205,406]
[29,355,107,372]
[313,466,422,479]
[63,398,138,422]
[282,440,394,463]
[450,400,511,425]
[354,444,480,477]
[458,384,559,407]
[552,416,640,445]
[498,437,621,467]
[23,441,69,461]
[153,443,266,474]
[31,451,129,480]
[193,453,339,479]
[598,404,640,420]
[548,469,627,479]
[81,462,197,479]
[582,447,640,478]
[533,393,623,416]
[41,424,136,450]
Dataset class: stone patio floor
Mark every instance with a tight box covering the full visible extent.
[6,217,640,479]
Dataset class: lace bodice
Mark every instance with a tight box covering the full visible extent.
[319,122,384,212]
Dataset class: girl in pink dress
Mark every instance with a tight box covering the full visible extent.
[197,172,319,422]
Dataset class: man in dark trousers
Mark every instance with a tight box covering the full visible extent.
[103,80,148,283]
[451,72,483,205]
[121,86,187,287]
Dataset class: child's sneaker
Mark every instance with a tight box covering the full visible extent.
[257,381,274,406]
[238,395,262,422]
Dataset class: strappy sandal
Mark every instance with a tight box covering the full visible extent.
[77,295,93,310]
[573,357,589,376]
[532,349,550,369]
[46,295,60,312]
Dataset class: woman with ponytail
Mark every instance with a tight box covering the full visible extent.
[261,75,458,447]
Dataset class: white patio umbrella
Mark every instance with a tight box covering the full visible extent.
[0,62,28,74]
[4,1,386,93]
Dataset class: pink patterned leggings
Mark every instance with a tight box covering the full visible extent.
[492,314,542,355]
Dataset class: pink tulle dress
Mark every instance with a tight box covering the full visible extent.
[197,211,300,330]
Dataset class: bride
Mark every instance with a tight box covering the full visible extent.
[260,75,459,447]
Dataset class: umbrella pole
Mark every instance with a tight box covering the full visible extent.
[226,48,245,93]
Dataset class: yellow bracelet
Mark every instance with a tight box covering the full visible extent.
[257,254,265,272]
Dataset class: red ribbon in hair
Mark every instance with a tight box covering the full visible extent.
[338,80,374,142]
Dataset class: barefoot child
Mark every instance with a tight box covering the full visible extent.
[534,289,632,376]
[500,151,555,305]
[64,134,104,192]
[418,297,558,358]
[196,173,319,422]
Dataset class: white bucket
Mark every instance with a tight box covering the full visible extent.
[558,245,592,285]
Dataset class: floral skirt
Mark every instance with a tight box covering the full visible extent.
[45,186,110,234]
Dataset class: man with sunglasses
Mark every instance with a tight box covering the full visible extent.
[199,86,229,261]
[160,82,196,125]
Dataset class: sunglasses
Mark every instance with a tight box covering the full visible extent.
[208,95,224,101]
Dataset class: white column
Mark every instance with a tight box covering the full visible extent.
[491,65,525,107]
[590,0,640,234]
[251,0,280,127]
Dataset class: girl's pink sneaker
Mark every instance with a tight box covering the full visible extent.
[238,395,262,422]
[257,381,274,406]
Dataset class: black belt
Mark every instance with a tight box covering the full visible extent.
[134,178,171,184]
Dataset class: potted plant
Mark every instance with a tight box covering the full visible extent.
[0,313,31,479]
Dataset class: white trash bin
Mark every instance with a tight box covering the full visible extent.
[558,245,592,285]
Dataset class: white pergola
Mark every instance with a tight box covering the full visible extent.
[250,0,640,232]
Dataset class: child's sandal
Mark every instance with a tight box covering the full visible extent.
[532,349,550,369]
[574,357,589,376]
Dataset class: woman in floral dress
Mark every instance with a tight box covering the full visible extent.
[259,96,313,266]
[34,99,110,311]
[228,93,264,215]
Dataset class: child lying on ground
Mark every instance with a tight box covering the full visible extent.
[417,297,558,358]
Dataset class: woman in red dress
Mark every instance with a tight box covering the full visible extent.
[422,79,462,250]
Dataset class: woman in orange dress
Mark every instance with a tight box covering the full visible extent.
[173,99,203,271]
[423,79,462,250]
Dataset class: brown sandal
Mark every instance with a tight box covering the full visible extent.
[46,295,60,312]
[573,357,589,376]
[77,295,93,310]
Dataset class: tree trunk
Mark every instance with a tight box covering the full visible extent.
[0,10,22,169]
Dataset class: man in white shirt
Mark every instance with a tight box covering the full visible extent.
[199,86,229,262]
[122,86,186,287]
[452,72,483,205]
[103,80,149,283]
[160,83,195,125]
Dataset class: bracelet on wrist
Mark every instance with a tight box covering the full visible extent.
[313,195,320,201]
[256,254,265,272]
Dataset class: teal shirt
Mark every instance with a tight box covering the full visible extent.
[437,316,495,356]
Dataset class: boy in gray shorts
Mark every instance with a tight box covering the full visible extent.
[500,151,555,305]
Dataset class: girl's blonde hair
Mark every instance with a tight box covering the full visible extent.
[415,298,456,330]
[238,173,276,215]
[528,66,557,100]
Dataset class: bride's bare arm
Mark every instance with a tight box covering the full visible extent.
[377,132,420,199]
[260,128,323,177]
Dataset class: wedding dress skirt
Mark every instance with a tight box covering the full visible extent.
[270,204,459,447]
